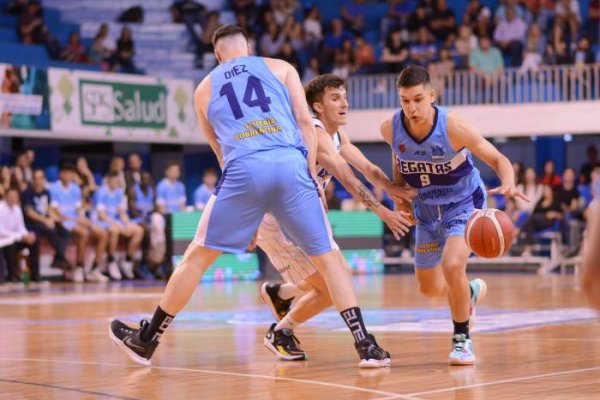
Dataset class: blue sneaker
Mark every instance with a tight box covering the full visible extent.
[449,333,475,365]
[469,278,487,329]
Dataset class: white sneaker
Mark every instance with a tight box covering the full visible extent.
[65,267,85,283]
[87,268,109,283]
[107,261,122,280]
[120,260,135,280]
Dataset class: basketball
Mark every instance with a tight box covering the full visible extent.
[465,208,515,258]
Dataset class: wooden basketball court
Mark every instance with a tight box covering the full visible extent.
[1,273,599,399]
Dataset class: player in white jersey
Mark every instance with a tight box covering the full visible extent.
[258,74,415,360]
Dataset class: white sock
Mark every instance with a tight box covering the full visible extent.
[275,314,299,331]
[278,283,301,300]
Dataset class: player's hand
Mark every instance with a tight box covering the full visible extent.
[487,185,529,202]
[379,208,414,240]
[385,184,417,204]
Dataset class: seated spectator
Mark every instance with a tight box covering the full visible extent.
[0,167,11,199]
[302,57,321,85]
[516,167,543,217]
[6,0,29,16]
[170,0,206,55]
[324,18,354,54]
[463,0,484,26]
[199,11,221,68]
[22,169,71,272]
[331,44,353,78]
[556,167,585,251]
[381,28,409,73]
[283,16,305,52]
[194,168,218,211]
[523,0,555,32]
[381,0,415,40]
[125,153,143,191]
[96,171,144,281]
[555,0,581,43]
[153,162,186,277]
[428,47,455,102]
[18,1,44,44]
[61,31,90,64]
[519,184,563,256]
[104,156,126,190]
[341,0,367,34]
[303,6,323,46]
[50,163,108,283]
[231,0,258,24]
[11,165,28,193]
[454,24,477,70]
[271,0,299,26]
[277,41,303,77]
[0,188,38,283]
[587,0,600,43]
[14,150,33,185]
[409,27,437,68]
[573,36,595,67]
[580,145,599,185]
[473,7,494,39]
[495,0,525,22]
[353,33,376,74]
[539,159,562,188]
[129,172,155,226]
[514,161,525,186]
[520,24,545,72]
[407,4,430,42]
[469,36,504,77]
[260,22,285,57]
[89,23,115,65]
[542,39,572,65]
[74,156,98,215]
[113,27,138,74]
[493,6,527,67]
[429,0,456,42]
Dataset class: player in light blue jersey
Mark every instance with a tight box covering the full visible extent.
[380,66,528,365]
[110,25,393,368]
[50,163,108,283]
[96,171,144,281]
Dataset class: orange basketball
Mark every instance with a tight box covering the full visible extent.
[465,208,515,258]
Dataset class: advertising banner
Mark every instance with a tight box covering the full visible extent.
[48,68,202,143]
[0,64,49,130]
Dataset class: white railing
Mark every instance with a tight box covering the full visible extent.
[347,64,600,109]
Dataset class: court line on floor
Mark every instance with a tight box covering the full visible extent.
[0,378,140,400]
[404,366,600,397]
[0,357,423,400]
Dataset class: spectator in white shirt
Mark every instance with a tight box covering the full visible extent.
[0,187,38,282]
[494,6,526,66]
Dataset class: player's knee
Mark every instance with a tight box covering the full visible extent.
[418,281,444,297]
[442,261,466,283]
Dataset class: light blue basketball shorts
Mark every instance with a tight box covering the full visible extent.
[194,147,336,255]
[413,187,486,268]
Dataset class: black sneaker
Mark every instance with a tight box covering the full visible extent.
[355,333,391,368]
[263,323,306,361]
[109,319,158,366]
[260,282,293,321]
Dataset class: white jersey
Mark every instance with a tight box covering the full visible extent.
[313,117,341,189]
[256,117,341,283]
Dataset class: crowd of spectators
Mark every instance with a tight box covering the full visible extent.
[0,151,223,285]
[6,0,140,73]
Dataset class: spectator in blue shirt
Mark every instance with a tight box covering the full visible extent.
[194,168,217,211]
[156,162,186,214]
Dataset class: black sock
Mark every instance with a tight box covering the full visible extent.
[107,254,114,263]
[126,255,132,262]
[453,319,470,339]
[340,307,368,343]
[141,306,174,342]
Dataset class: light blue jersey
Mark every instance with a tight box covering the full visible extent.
[96,185,126,221]
[156,178,186,213]
[49,181,82,219]
[207,56,305,167]
[194,184,213,209]
[133,184,155,219]
[392,105,485,206]
[391,106,486,268]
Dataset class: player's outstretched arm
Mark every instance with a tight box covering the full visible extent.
[339,129,415,204]
[380,119,416,219]
[317,127,412,239]
[446,113,529,202]
[194,78,224,169]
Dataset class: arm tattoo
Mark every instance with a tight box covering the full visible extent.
[358,183,381,209]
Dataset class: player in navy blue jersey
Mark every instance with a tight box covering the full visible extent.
[381,65,528,365]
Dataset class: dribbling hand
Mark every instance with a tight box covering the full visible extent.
[487,185,529,202]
